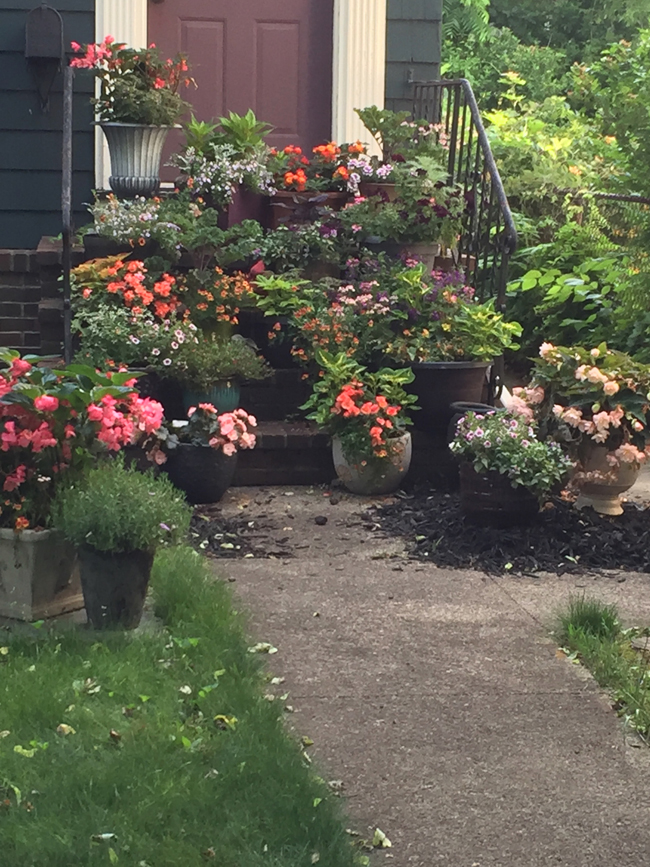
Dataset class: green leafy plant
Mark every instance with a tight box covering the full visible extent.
[54,457,190,553]
[450,409,572,500]
[173,335,272,391]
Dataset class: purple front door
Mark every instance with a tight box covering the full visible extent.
[148,0,334,170]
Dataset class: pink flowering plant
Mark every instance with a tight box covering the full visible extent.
[70,36,191,125]
[168,404,257,456]
[0,350,165,531]
[450,410,573,500]
[518,342,650,469]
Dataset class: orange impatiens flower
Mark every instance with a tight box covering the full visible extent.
[313,141,341,162]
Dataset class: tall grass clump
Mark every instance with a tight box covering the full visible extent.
[555,594,621,647]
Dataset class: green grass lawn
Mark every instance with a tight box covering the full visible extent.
[0,547,359,867]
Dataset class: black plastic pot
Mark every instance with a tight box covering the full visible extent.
[164,443,238,504]
[459,463,539,528]
[82,233,131,260]
[409,361,492,436]
[79,548,154,629]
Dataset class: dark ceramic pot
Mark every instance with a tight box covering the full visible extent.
[409,361,492,436]
[82,233,131,260]
[164,444,238,504]
[182,381,241,415]
[266,191,349,229]
[237,310,297,369]
[459,463,539,527]
[79,547,154,629]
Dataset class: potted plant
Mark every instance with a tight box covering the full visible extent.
[163,404,257,504]
[302,352,418,495]
[450,409,573,526]
[174,334,272,415]
[70,36,191,197]
[515,342,650,515]
[0,350,166,620]
[266,141,358,227]
[54,458,190,629]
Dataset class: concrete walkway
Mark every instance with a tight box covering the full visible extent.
[216,487,650,867]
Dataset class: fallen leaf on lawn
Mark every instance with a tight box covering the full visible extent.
[13,746,36,758]
[56,724,76,736]
[313,798,322,807]
[311,854,320,864]
[204,768,219,779]
[0,731,10,739]
[270,676,285,685]
[179,685,192,695]
[301,736,314,747]
[373,828,392,849]
[213,714,237,731]
[328,780,344,791]
[263,694,275,702]
[202,848,216,860]
[248,642,278,654]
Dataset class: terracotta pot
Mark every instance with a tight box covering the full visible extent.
[164,443,238,504]
[574,442,641,516]
[267,191,349,229]
[79,547,153,630]
[332,433,412,496]
[459,463,539,527]
[409,361,492,437]
[0,528,82,621]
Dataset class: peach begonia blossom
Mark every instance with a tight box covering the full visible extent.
[603,380,620,396]
[539,342,555,358]
[607,443,648,465]
[586,366,610,386]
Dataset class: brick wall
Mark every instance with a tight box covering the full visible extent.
[0,240,83,357]
[0,250,41,351]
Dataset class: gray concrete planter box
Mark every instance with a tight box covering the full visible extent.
[0,529,83,621]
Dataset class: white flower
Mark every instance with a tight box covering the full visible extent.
[163,358,172,366]
[151,348,160,356]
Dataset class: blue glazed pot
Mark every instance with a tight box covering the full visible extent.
[182,381,241,415]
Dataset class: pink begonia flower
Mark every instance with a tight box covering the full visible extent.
[586,366,608,385]
[34,395,59,412]
[10,359,32,378]
[222,442,237,457]
[575,365,588,381]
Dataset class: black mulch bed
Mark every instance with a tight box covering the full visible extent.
[190,506,294,560]
[373,489,650,576]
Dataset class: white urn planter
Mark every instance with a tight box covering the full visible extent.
[332,432,412,496]
[0,529,82,621]
[100,123,174,198]
[574,443,641,516]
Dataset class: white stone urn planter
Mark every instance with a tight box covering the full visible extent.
[0,529,82,621]
[332,432,412,496]
[574,443,641,516]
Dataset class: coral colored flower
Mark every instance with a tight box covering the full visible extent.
[10,359,32,378]
[34,395,59,412]
[14,517,29,531]
[3,465,27,492]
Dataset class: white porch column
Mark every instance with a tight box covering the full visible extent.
[94,0,148,189]
[332,0,387,155]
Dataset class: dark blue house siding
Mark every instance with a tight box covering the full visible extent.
[0,0,95,250]
[386,0,442,113]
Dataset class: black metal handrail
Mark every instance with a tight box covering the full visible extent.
[412,79,518,309]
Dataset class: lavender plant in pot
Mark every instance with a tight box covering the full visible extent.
[54,458,190,629]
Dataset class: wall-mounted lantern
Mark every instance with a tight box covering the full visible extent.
[25,3,64,111]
